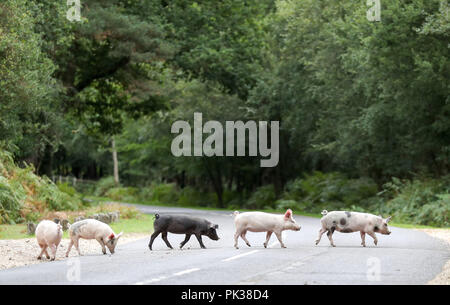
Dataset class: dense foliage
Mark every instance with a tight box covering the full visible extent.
[0,0,448,226]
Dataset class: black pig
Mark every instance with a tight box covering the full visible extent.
[148,214,220,250]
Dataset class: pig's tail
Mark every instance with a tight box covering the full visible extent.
[321,210,328,216]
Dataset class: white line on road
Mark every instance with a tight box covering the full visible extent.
[221,250,260,262]
[135,276,168,285]
[173,268,201,276]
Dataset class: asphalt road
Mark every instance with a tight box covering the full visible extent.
[0,204,448,285]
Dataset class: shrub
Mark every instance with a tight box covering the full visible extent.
[377,176,450,227]
[105,187,139,202]
[177,186,215,207]
[245,184,277,209]
[94,176,117,197]
[144,183,180,204]
[281,172,378,213]
[0,149,82,224]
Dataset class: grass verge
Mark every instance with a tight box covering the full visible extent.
[0,214,153,240]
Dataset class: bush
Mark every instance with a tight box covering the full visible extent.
[177,186,215,207]
[0,149,82,224]
[94,176,117,197]
[377,176,450,227]
[245,185,277,209]
[281,172,379,213]
[140,183,180,204]
[105,187,139,202]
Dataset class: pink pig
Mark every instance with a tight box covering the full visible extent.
[35,220,63,261]
[233,209,301,249]
[66,219,123,256]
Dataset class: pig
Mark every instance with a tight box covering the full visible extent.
[233,209,301,249]
[148,214,220,250]
[35,220,63,261]
[315,210,392,247]
[65,219,123,256]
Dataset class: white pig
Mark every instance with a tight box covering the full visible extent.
[35,220,63,261]
[233,209,301,249]
[66,219,123,256]
[315,210,392,247]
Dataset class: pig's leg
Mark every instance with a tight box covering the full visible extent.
[66,239,74,257]
[240,231,251,247]
[161,232,173,249]
[360,231,366,247]
[275,231,286,248]
[263,231,272,248]
[315,227,327,245]
[44,248,50,259]
[367,231,378,246]
[148,230,161,250]
[234,231,241,249]
[37,244,47,260]
[96,237,107,254]
[180,234,191,249]
[327,229,336,247]
[195,234,206,249]
[49,244,57,261]
[74,238,82,255]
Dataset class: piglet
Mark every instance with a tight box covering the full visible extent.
[35,220,63,261]
[315,210,392,247]
[66,219,123,256]
[233,209,301,249]
[149,214,219,250]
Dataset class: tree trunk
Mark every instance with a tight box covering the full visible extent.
[111,137,120,186]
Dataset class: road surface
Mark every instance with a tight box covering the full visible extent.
[0,204,448,285]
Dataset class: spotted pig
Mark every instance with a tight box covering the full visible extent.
[315,210,392,247]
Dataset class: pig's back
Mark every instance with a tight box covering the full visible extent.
[155,214,208,233]
[36,220,62,244]
[322,211,375,230]
[69,219,110,237]
[235,212,281,232]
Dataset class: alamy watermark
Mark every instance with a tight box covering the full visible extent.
[171,113,279,168]
[367,0,381,22]
[66,257,81,282]
[366,257,381,281]
[67,0,81,22]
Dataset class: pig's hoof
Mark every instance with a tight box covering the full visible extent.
[37,256,42,260]
[246,243,251,247]
[51,258,55,261]
[263,244,267,248]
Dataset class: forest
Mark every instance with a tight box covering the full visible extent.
[0,0,449,227]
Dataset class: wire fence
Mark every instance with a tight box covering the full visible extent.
[51,176,98,194]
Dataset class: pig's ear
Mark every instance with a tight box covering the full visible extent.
[386,216,392,223]
[108,233,115,240]
[284,209,293,219]
[214,224,219,229]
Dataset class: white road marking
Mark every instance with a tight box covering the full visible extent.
[173,268,201,276]
[135,268,201,285]
[135,276,168,285]
[221,250,260,262]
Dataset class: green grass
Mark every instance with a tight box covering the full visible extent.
[0,224,28,239]
[109,214,153,235]
[0,214,154,240]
